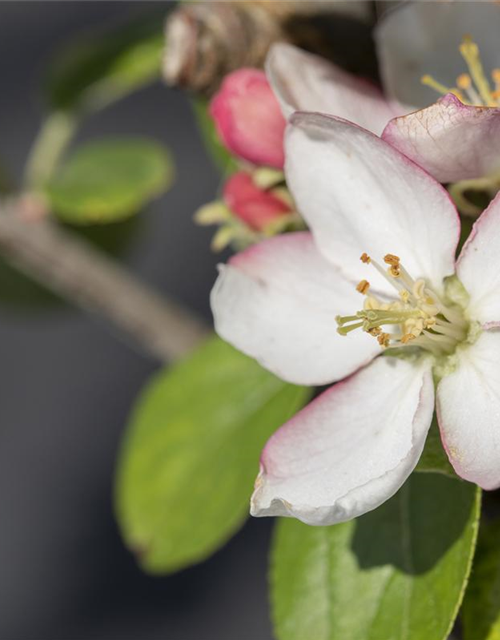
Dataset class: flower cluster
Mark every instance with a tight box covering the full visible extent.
[207,2,500,525]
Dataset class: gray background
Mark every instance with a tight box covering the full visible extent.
[0,3,273,639]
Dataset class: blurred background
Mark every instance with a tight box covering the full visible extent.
[0,3,274,638]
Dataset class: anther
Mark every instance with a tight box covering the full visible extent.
[356,280,370,295]
[401,333,416,344]
[457,73,472,89]
[360,252,371,264]
[377,333,390,348]
[389,266,401,278]
[384,254,400,267]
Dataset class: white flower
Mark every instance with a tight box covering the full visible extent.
[267,1,500,185]
[211,113,500,526]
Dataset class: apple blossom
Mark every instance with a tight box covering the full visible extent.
[267,7,500,187]
[211,113,500,526]
[210,68,286,169]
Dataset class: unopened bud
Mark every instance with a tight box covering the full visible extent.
[223,171,291,231]
[210,69,286,169]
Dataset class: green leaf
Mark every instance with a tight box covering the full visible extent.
[271,473,481,640]
[115,336,310,574]
[191,98,240,175]
[46,138,173,224]
[45,12,165,113]
[415,415,455,477]
[463,519,500,640]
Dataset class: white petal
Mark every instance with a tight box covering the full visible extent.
[437,331,500,490]
[376,2,500,107]
[251,356,434,526]
[286,113,459,293]
[382,94,500,183]
[266,43,400,135]
[457,192,500,326]
[211,232,380,386]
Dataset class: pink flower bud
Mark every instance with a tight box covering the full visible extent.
[210,69,286,169]
[223,172,290,232]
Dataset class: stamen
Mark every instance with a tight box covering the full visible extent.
[421,38,500,107]
[389,266,401,278]
[457,73,482,105]
[356,280,370,295]
[336,250,469,356]
[377,333,390,348]
[459,36,496,106]
[492,69,500,97]
[383,254,400,266]
[421,74,457,97]
[457,73,471,89]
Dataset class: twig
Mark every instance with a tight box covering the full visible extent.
[0,198,209,361]
[163,1,375,96]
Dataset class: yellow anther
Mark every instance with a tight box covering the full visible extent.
[368,327,382,336]
[360,252,371,264]
[356,279,370,295]
[492,68,500,84]
[389,266,401,278]
[383,253,400,267]
[457,73,472,89]
[377,333,390,348]
[401,333,416,344]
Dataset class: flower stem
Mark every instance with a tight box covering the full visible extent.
[23,111,78,191]
[0,198,209,361]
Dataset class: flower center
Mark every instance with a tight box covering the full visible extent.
[335,253,469,357]
[422,36,500,107]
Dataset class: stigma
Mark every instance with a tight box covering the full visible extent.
[421,36,500,107]
[335,253,469,357]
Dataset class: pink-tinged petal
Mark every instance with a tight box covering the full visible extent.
[210,232,380,386]
[210,68,286,169]
[286,112,460,293]
[437,331,500,490]
[266,43,402,135]
[251,356,434,526]
[457,191,500,325]
[376,1,500,107]
[223,172,291,231]
[382,95,500,183]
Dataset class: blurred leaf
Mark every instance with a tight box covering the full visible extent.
[271,473,480,640]
[116,336,310,574]
[191,98,240,176]
[415,415,455,477]
[45,12,165,113]
[46,138,173,224]
[463,519,500,640]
